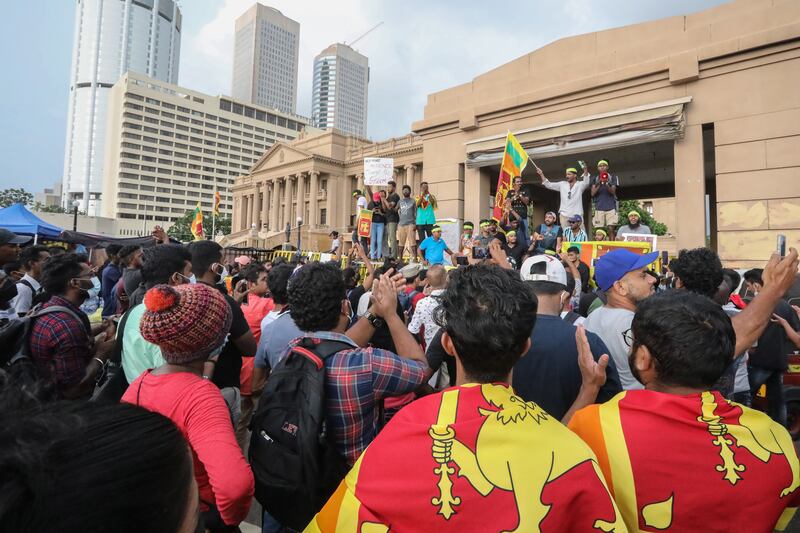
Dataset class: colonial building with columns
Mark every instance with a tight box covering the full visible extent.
[226,130,422,251]
[229,0,800,266]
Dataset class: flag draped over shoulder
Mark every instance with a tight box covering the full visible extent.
[306,383,623,532]
[569,390,800,532]
[213,191,221,216]
[492,132,529,222]
[190,202,204,240]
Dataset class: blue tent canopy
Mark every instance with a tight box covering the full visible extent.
[0,203,63,239]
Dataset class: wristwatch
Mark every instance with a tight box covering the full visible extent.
[365,311,384,329]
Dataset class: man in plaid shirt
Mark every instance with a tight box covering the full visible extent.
[30,254,117,399]
[285,262,428,466]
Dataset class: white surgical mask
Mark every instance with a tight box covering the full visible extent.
[87,276,101,299]
[189,274,197,284]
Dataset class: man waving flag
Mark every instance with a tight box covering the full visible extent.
[492,132,529,223]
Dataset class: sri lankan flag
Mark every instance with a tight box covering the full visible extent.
[492,132,529,223]
[213,191,221,216]
[306,383,624,532]
[190,202,204,240]
[569,390,800,532]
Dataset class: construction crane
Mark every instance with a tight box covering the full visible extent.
[346,21,384,48]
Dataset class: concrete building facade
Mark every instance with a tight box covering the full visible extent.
[62,0,182,216]
[311,44,370,138]
[101,72,313,234]
[232,4,300,114]
[230,0,800,267]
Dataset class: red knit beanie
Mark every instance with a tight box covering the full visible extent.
[140,283,232,364]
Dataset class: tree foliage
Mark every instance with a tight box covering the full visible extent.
[33,202,72,214]
[167,209,232,242]
[0,188,33,208]
[617,199,668,236]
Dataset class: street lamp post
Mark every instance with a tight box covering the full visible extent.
[72,200,81,231]
[296,217,303,258]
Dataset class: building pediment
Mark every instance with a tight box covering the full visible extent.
[250,143,314,173]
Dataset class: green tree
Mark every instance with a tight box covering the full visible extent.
[617,199,668,236]
[33,202,71,214]
[0,188,33,208]
[167,209,232,242]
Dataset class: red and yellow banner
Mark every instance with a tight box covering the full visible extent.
[213,191,221,216]
[492,132,529,222]
[356,209,373,239]
[190,202,204,241]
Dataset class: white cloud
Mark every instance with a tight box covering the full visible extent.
[178,0,729,141]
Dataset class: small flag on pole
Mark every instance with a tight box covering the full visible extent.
[213,191,221,216]
[492,132,529,223]
[190,202,204,241]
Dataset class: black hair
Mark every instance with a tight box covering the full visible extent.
[387,180,396,186]
[722,268,741,295]
[241,263,266,283]
[670,248,724,299]
[342,267,359,289]
[187,240,222,276]
[402,184,411,192]
[435,265,537,382]
[743,268,764,286]
[118,245,142,265]
[47,246,66,256]
[140,244,192,288]
[420,181,428,187]
[0,380,195,533]
[526,261,565,296]
[2,261,21,276]
[41,253,84,295]
[478,219,489,226]
[104,244,123,256]
[267,262,295,305]
[19,245,49,271]
[288,262,345,332]
[463,221,474,228]
[330,231,339,238]
[566,246,580,254]
[631,290,734,389]
[565,273,576,298]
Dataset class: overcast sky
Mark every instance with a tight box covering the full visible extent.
[0,0,728,192]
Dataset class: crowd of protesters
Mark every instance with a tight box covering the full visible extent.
[1,158,800,533]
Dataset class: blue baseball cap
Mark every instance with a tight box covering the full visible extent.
[594,249,659,291]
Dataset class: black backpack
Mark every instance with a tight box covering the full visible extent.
[17,278,50,308]
[249,337,352,531]
[0,304,85,397]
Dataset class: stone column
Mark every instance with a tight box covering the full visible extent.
[270,178,280,232]
[405,165,417,194]
[241,195,249,231]
[309,171,320,227]
[296,172,306,223]
[252,185,260,228]
[674,124,707,250]
[326,175,338,229]
[464,166,490,224]
[250,193,257,228]
[356,173,364,193]
[261,181,269,229]
[283,175,293,234]
[232,195,239,232]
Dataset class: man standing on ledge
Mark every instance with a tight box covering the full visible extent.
[537,165,590,229]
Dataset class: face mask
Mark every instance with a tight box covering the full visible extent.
[189,274,197,284]
[87,276,101,299]
[212,263,229,284]
[72,278,95,300]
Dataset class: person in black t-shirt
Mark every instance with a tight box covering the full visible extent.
[188,240,257,427]
[384,181,401,259]
[565,245,590,292]
[368,191,387,260]
[508,176,531,249]
[502,230,526,270]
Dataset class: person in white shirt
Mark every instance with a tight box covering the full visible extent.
[408,264,447,348]
[12,245,50,315]
[536,165,590,229]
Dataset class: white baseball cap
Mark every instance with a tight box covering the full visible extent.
[520,254,567,287]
